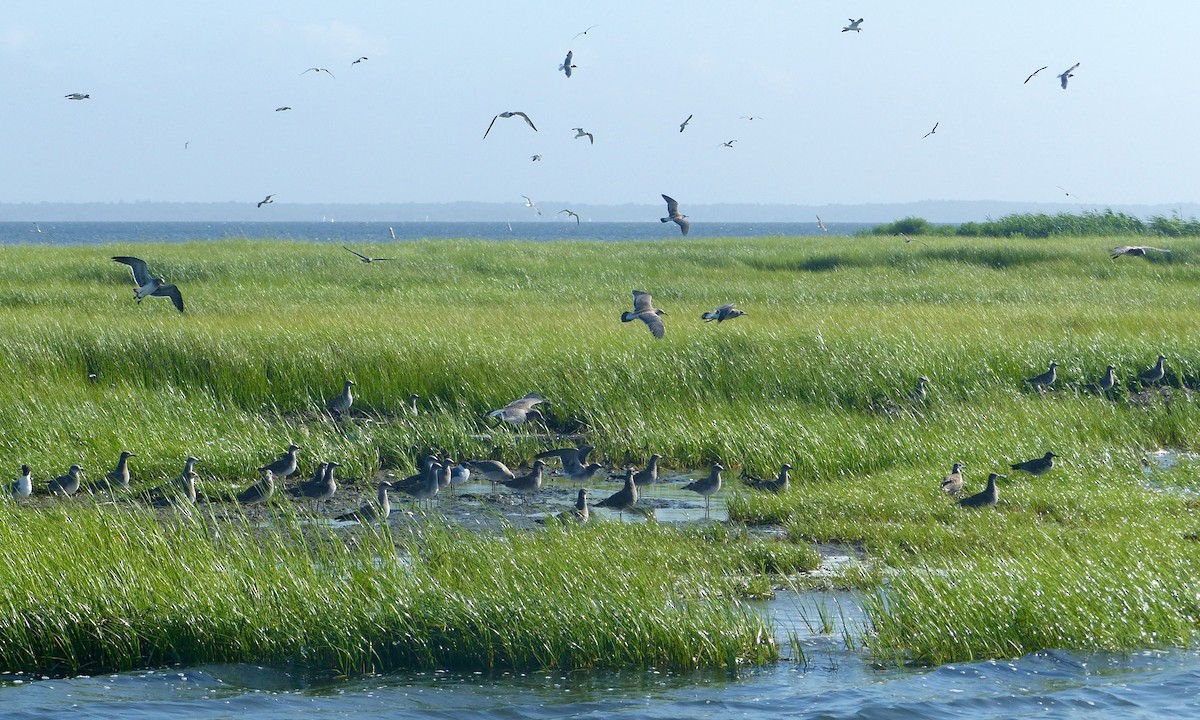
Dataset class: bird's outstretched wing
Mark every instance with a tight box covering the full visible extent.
[483,114,499,139]
[1024,66,1048,84]
[112,256,151,287]
[153,284,185,313]
[662,195,680,216]
[344,246,370,262]
[513,111,537,131]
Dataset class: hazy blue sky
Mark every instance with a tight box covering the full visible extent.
[1,2,1196,209]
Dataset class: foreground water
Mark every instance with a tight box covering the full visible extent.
[4,590,1197,719]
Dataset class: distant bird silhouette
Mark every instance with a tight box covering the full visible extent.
[739,116,764,121]
[488,392,546,426]
[816,215,828,233]
[65,93,90,100]
[352,56,369,64]
[257,194,275,208]
[559,50,576,77]
[701,303,747,323]
[275,106,292,112]
[719,140,737,148]
[559,209,580,224]
[572,24,599,40]
[660,194,689,235]
[679,114,693,132]
[958,473,1001,508]
[112,256,185,313]
[530,154,542,161]
[572,127,594,144]
[923,122,938,138]
[842,18,864,32]
[522,196,542,216]
[1058,62,1080,89]
[1024,66,1049,84]
[1111,245,1170,260]
[1010,451,1057,476]
[483,111,537,139]
[344,246,395,263]
[301,67,336,79]
[621,290,666,339]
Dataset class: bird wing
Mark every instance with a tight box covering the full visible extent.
[586,132,594,144]
[112,256,152,287]
[1110,245,1133,258]
[1024,66,1048,83]
[662,195,680,216]
[564,50,573,64]
[483,114,499,139]
[632,290,655,313]
[301,68,317,75]
[677,217,690,235]
[513,112,537,131]
[511,392,545,409]
[640,311,665,339]
[343,246,370,261]
[152,284,185,313]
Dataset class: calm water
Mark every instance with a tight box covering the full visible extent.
[2,591,1197,719]
[0,221,872,245]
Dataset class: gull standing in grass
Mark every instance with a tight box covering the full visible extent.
[49,465,83,496]
[595,468,638,519]
[1058,62,1080,89]
[559,50,576,77]
[289,461,338,509]
[572,127,594,144]
[940,462,965,494]
[1111,245,1170,260]
[522,196,542,216]
[483,111,537,139]
[10,465,32,499]
[344,246,395,263]
[1138,354,1167,386]
[326,380,355,419]
[701,303,747,323]
[842,18,864,32]
[89,450,135,492]
[958,473,1001,508]
[338,481,393,521]
[559,209,580,224]
[683,462,724,517]
[1024,361,1058,393]
[539,488,590,525]
[488,392,546,426]
[911,376,930,404]
[112,256,185,313]
[391,459,441,507]
[621,290,666,339]
[747,463,791,493]
[259,443,302,481]
[660,195,689,235]
[237,470,275,506]
[148,457,199,506]
[407,393,421,416]
[632,454,663,489]
[1081,365,1116,394]
[1010,452,1057,477]
[679,114,693,132]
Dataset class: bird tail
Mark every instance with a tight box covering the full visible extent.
[620,312,637,323]
[660,217,670,223]
[701,311,717,321]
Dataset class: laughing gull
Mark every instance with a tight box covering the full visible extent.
[572,24,598,40]
[1024,361,1058,393]
[1082,365,1116,394]
[540,488,590,525]
[496,460,545,502]
[842,18,864,32]
[326,380,355,418]
[449,459,471,494]
[940,462,965,494]
[522,196,542,216]
[49,465,83,496]
[923,122,938,138]
[911,376,930,404]
[958,473,1001,508]
[65,93,90,100]
[683,462,724,515]
[10,465,32,499]
[679,114,693,132]
[572,128,594,144]
[301,67,336,78]
[89,450,135,492]
[259,443,302,480]
[257,194,275,208]
[531,154,542,161]
[621,290,666,339]
[352,56,368,64]
[719,140,737,148]
[816,215,828,233]
[275,106,292,112]
[1111,245,1170,260]
[149,457,199,506]
[111,256,185,313]
[633,454,663,488]
[1058,62,1080,89]
[535,445,603,483]
[660,195,689,235]
[338,481,393,521]
[1139,355,1167,385]
[1010,451,1057,476]
[483,111,538,139]
[289,461,338,506]
[559,50,576,77]
[237,470,275,506]
[344,246,395,262]
[747,463,791,493]
[488,392,546,425]
[595,468,638,518]
[559,209,581,224]
[701,303,747,323]
[1024,66,1048,83]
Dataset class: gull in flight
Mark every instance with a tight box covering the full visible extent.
[257,194,275,208]
[65,93,90,100]
[572,24,598,40]
[530,154,542,161]
[816,215,828,233]
[621,290,666,339]
[301,67,336,78]
[488,393,546,426]
[679,114,693,132]
[660,194,689,235]
[483,111,538,139]
[559,209,580,224]
[739,116,763,121]
[573,127,594,144]
[522,196,542,216]
[1058,62,1080,89]
[352,56,368,64]
[1111,245,1171,260]
[719,140,737,148]
[112,256,185,313]
[559,50,577,78]
[702,303,747,323]
[1024,66,1048,84]
[923,122,938,138]
[275,106,291,112]
[842,18,864,32]
[344,246,395,263]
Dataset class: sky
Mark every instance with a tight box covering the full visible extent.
[1,2,1197,211]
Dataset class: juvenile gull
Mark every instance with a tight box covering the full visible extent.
[595,468,638,518]
[621,290,666,339]
[683,462,724,515]
[483,111,537,139]
[1138,354,1167,386]
[842,18,864,32]
[1010,451,1057,476]
[539,488,590,525]
[701,303,746,323]
[1024,361,1058,393]
[1111,245,1170,260]
[488,392,546,425]
[559,50,576,77]
[392,460,441,507]
[408,393,421,415]
[572,127,594,144]
[257,194,275,208]
[49,465,83,496]
[496,460,546,502]
[747,463,791,493]
[10,464,32,499]
[259,443,302,480]
[148,456,199,506]
[237,470,275,506]
[89,450,135,492]
[632,454,663,488]
[559,209,580,224]
[326,379,355,418]
[958,473,1001,508]
[1024,66,1048,84]
[679,114,693,132]
[344,246,395,262]
[1058,62,1080,89]
[910,376,930,404]
[112,256,185,313]
[660,195,689,235]
[940,462,965,494]
[288,460,338,505]
[465,459,516,488]
[535,445,603,483]
[1082,365,1116,394]
[337,481,393,522]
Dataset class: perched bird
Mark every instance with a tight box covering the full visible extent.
[148,456,199,506]
[559,209,581,224]
[683,462,724,515]
[923,122,938,138]
[289,461,338,505]
[344,246,395,263]
[1024,65,1049,84]
[65,93,90,100]
[392,459,441,507]
[483,111,538,139]
[337,481,393,522]
[237,470,275,506]
[539,488,590,525]
[326,380,355,418]
[275,106,292,112]
[621,290,666,339]
[1010,451,1058,476]
[89,450,135,492]
[632,454,663,488]
[496,460,546,501]
[1082,365,1117,394]
[572,127,594,144]
[747,463,791,493]
[679,114,693,132]
[352,56,368,64]
[958,473,1001,508]
[816,215,828,233]
[559,50,576,77]
[301,67,336,78]
[257,194,275,208]
[522,196,542,216]
[1058,62,1080,89]
[1024,361,1058,392]
[535,445,603,483]
[530,154,543,161]
[10,464,32,499]
[1138,355,1167,386]
[940,462,965,494]
[488,392,546,426]
[111,256,185,313]
[911,376,930,404]
[660,194,689,235]
[595,468,638,517]
[259,443,302,480]
[1111,245,1170,260]
[842,18,864,32]
[48,465,83,496]
[701,303,747,323]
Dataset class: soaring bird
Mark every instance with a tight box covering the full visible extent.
[1111,245,1170,260]
[488,392,546,425]
[111,256,185,313]
[621,290,666,339]
[816,215,828,233]
[1058,62,1080,89]
[572,24,599,40]
[660,194,689,235]
[719,140,737,148]
[483,111,538,139]
[343,246,395,263]
[572,127,594,144]
[559,50,576,77]
[842,18,864,32]
[1024,66,1049,84]
[679,114,693,132]
[701,303,747,323]
[301,67,336,78]
[257,194,275,208]
[923,122,938,138]
[352,56,369,64]
[275,106,292,112]
[559,209,580,224]
[522,196,542,216]
[65,93,90,100]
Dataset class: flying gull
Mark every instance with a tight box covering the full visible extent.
[65,93,90,100]
[1024,66,1048,84]
[559,209,580,224]
[701,303,747,323]
[531,154,542,161]
[1111,245,1171,260]
[344,246,395,263]
[111,256,185,313]
[679,114,693,132]
[301,67,336,78]
[816,215,828,233]
[483,111,537,139]
[573,127,594,144]
[621,290,666,339]
[739,116,763,121]
[1058,62,1080,89]
[352,56,368,64]
[559,50,577,77]
[488,392,546,426]
[923,122,938,138]
[572,24,599,40]
[842,18,864,32]
[522,196,542,216]
[660,194,689,235]
[719,140,737,148]
[257,194,275,208]
[275,106,292,112]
